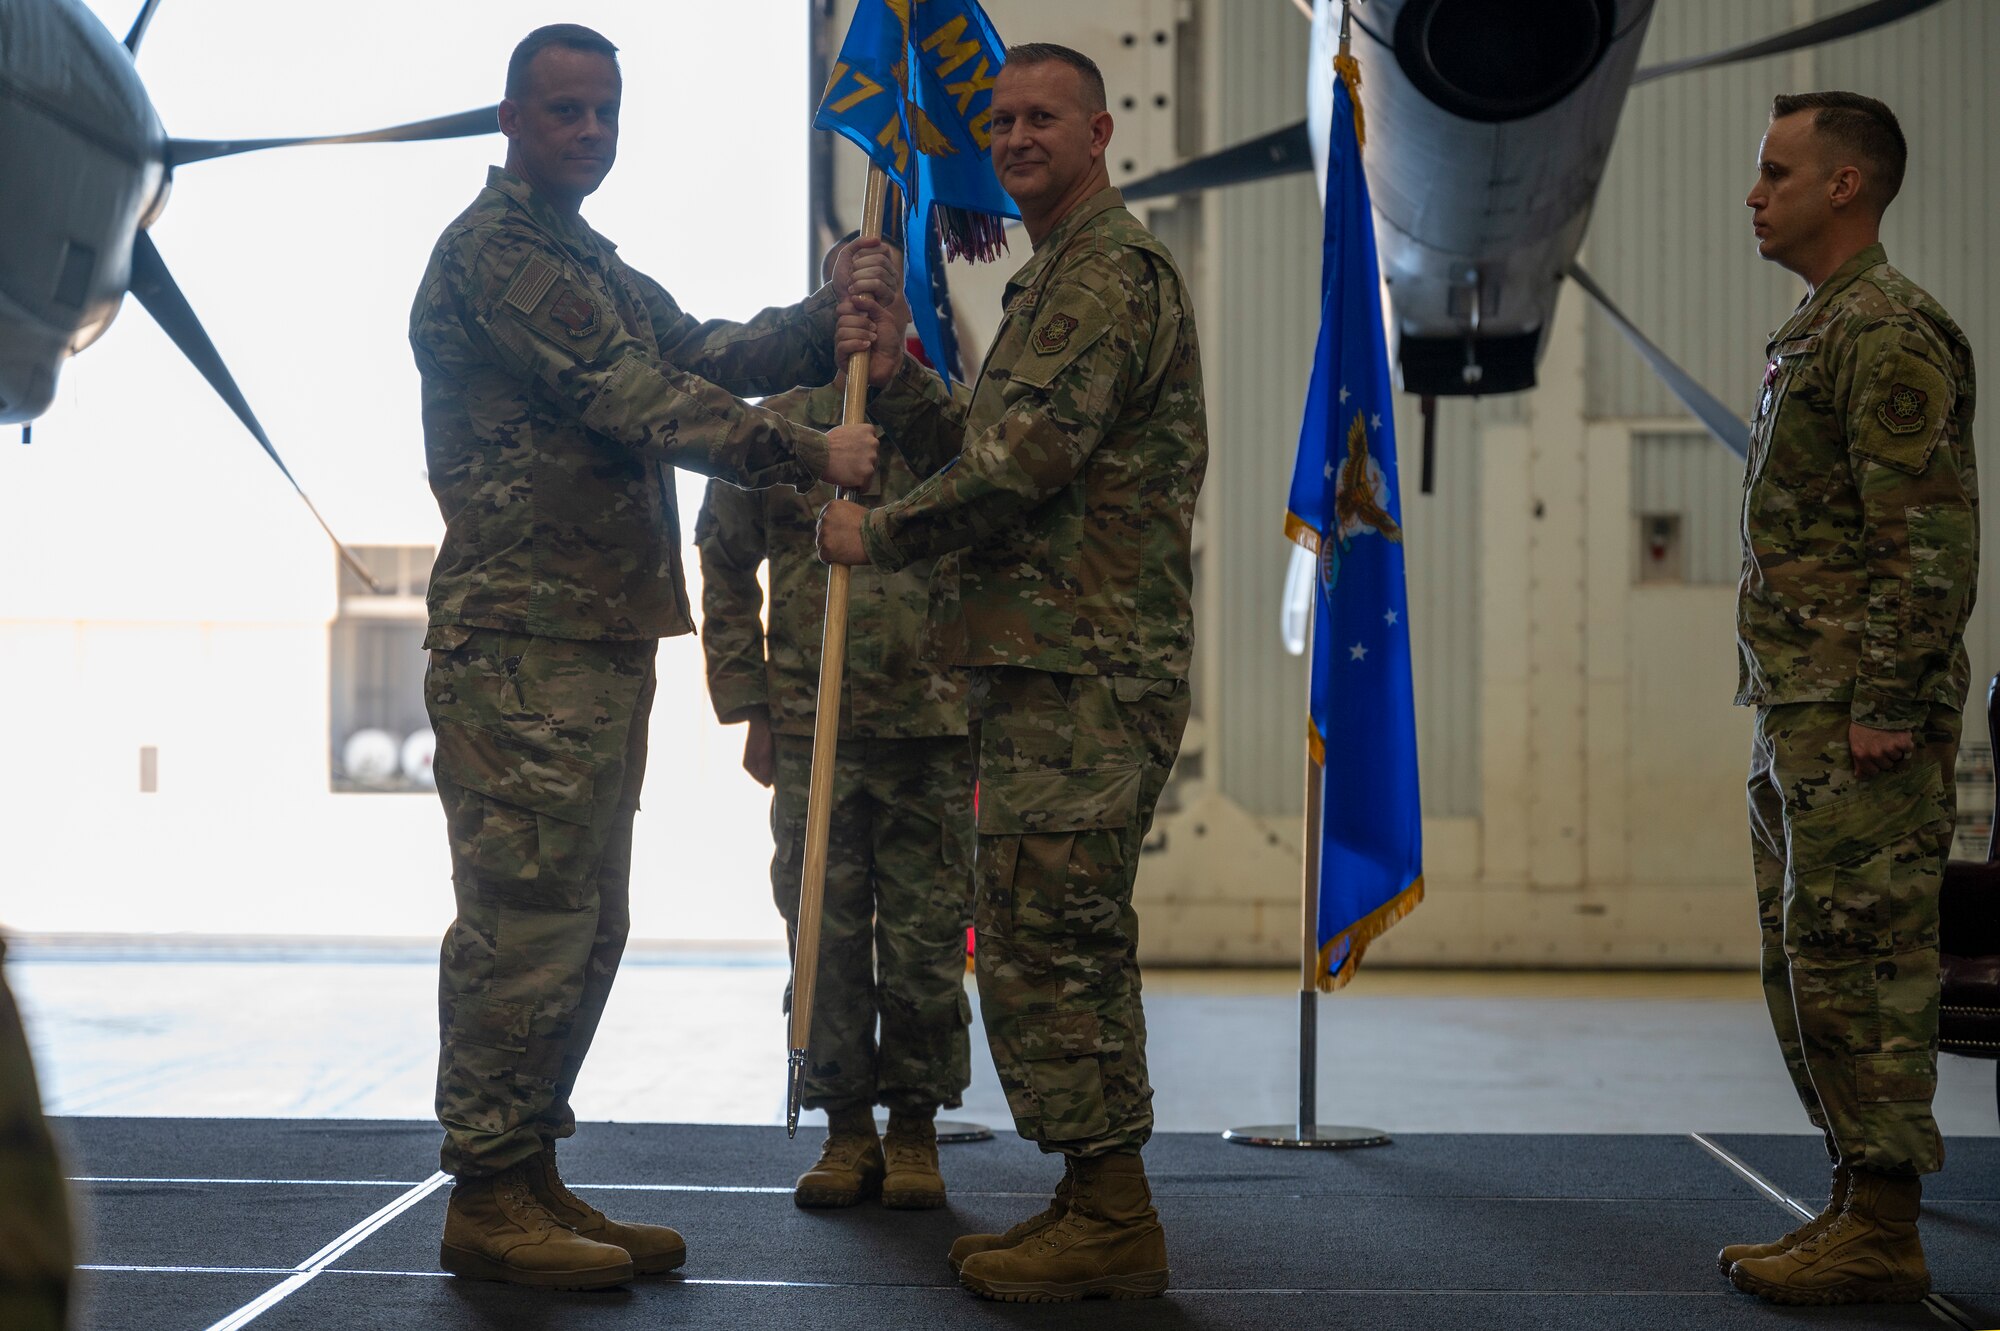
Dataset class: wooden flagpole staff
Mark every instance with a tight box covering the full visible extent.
[788,164,891,1138]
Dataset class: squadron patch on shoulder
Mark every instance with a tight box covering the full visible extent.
[549,289,601,339]
[1033,311,1079,355]
[502,257,560,315]
[1877,382,1929,435]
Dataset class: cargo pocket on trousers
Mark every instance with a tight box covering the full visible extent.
[1019,1009,1110,1141]
[976,765,1142,940]
[1785,760,1949,953]
[433,717,600,910]
[1855,1050,1935,1104]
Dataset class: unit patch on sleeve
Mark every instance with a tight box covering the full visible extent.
[1876,382,1929,435]
[1033,312,1079,355]
[549,289,601,339]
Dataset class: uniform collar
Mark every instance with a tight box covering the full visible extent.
[486,166,620,261]
[1006,186,1126,295]
[1779,242,1887,339]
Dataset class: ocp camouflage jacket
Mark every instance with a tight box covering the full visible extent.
[1737,243,1980,728]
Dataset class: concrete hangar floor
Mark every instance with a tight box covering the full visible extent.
[12,941,2000,1329]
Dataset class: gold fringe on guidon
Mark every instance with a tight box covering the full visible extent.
[1285,510,1321,554]
[1334,51,1365,149]
[1317,875,1423,992]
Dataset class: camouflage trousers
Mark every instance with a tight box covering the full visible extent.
[970,667,1190,1158]
[771,733,974,1113]
[425,627,656,1179]
[1748,701,1958,1176]
[0,942,70,1331]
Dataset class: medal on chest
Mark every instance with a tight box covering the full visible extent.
[1757,357,1780,420]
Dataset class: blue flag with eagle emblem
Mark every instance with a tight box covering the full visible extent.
[814,0,1019,379]
[1283,59,1423,990]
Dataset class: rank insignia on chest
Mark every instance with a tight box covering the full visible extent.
[1033,312,1079,355]
[550,289,601,339]
[1876,381,1929,435]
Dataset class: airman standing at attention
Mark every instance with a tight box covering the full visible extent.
[818,43,1205,1303]
[409,24,892,1290]
[696,258,974,1214]
[1724,91,1978,1307]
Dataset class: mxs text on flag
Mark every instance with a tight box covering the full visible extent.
[814,0,1018,377]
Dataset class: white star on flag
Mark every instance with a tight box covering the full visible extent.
[1324,462,1334,479]
[1338,385,1350,405]
[1370,413,1382,429]
[1349,642,1368,661]
[1383,609,1398,625]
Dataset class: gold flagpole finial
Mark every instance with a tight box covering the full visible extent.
[1334,1,1365,148]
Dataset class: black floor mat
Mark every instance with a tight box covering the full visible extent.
[55,1119,2000,1331]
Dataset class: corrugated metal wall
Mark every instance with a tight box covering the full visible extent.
[1631,431,1742,586]
[1590,0,2000,723]
[1206,5,1487,819]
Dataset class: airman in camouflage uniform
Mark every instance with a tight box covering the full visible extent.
[1724,93,1978,1307]
[409,25,886,1289]
[818,45,1204,1302]
[0,941,69,1331]
[695,379,974,1210]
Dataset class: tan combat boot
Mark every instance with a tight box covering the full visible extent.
[956,1151,1167,1302]
[1729,1170,1930,1305]
[439,1161,634,1290]
[948,1159,1073,1275]
[793,1104,885,1208]
[882,1112,947,1211]
[1717,1165,1852,1276]
[523,1146,687,1274]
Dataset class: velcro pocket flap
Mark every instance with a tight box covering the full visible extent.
[1019,1009,1106,1061]
[1855,1049,1933,1103]
[432,718,597,825]
[976,764,1141,834]
[1787,758,1946,875]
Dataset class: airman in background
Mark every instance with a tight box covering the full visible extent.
[1725,90,1978,1307]
[696,243,975,1212]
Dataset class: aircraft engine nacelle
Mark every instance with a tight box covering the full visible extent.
[0,0,166,422]
[1320,0,1655,396]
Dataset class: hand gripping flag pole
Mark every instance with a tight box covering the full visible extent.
[1228,0,1419,1151]
[791,0,1019,1138]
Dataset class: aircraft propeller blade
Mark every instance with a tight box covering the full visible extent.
[1634,0,1947,85]
[123,0,165,54]
[1120,120,1313,204]
[126,231,380,588]
[1566,262,1747,458]
[167,105,500,168]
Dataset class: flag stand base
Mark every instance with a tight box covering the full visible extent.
[872,1116,992,1144]
[1222,1123,1391,1149]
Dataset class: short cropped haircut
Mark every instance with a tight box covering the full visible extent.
[1005,42,1107,114]
[506,24,620,101]
[1772,91,1907,211]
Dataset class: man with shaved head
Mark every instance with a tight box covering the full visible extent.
[1724,91,1978,1306]
[819,42,1205,1302]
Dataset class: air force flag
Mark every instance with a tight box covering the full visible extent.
[1283,60,1423,990]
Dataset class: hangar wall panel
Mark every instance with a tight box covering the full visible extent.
[1631,430,1742,587]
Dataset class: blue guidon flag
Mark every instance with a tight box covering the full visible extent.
[815,0,1019,378]
[1282,55,1423,990]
